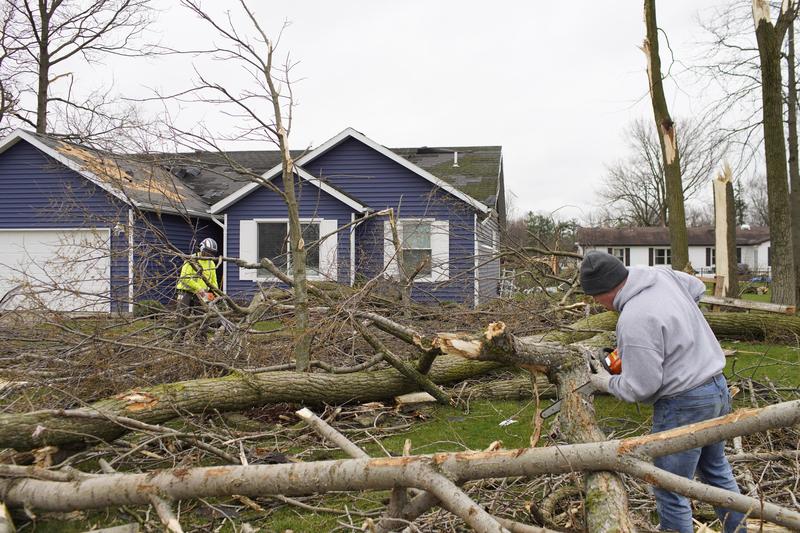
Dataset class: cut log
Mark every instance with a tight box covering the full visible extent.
[554,310,800,341]
[701,295,796,315]
[0,356,502,451]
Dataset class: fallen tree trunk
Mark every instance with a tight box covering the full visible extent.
[437,324,634,532]
[3,400,799,529]
[0,355,502,451]
[547,310,800,341]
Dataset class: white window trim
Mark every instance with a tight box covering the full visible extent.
[654,246,671,266]
[252,218,328,282]
[398,217,435,283]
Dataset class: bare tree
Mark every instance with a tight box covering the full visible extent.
[600,118,728,227]
[752,0,798,304]
[174,1,315,370]
[642,0,689,270]
[2,0,151,135]
[0,4,19,134]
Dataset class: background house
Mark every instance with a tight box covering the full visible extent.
[576,226,771,275]
[0,127,505,311]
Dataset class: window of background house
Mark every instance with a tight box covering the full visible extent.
[736,247,742,263]
[654,247,671,265]
[605,247,630,266]
[401,220,432,278]
[706,247,716,267]
[257,222,319,277]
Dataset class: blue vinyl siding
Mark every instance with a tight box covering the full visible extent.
[304,137,476,305]
[0,140,129,312]
[476,215,500,305]
[225,175,356,299]
[134,211,222,304]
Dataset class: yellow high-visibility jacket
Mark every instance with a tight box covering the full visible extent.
[177,255,218,293]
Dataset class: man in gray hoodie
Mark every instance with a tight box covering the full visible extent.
[580,250,745,533]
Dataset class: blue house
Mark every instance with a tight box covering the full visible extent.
[0,130,221,312]
[203,128,504,307]
[0,127,503,311]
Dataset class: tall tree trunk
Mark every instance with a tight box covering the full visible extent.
[714,167,738,297]
[787,21,800,304]
[35,4,50,134]
[753,0,797,305]
[643,0,689,270]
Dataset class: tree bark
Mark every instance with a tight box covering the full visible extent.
[753,0,797,305]
[0,356,503,451]
[714,165,738,297]
[435,324,634,533]
[643,0,689,270]
[3,399,799,529]
[787,20,800,304]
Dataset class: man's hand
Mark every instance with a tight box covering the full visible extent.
[590,372,611,393]
[589,354,612,393]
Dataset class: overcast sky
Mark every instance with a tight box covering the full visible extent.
[81,0,734,221]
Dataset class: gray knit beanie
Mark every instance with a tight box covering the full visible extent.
[580,250,629,296]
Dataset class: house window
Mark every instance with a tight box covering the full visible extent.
[607,247,629,266]
[257,221,319,277]
[736,247,742,264]
[706,247,716,267]
[654,247,671,265]
[401,220,432,278]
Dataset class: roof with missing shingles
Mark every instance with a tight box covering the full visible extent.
[15,130,502,214]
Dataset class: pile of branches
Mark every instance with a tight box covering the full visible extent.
[1,284,800,531]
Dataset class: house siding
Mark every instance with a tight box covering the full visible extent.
[476,215,500,305]
[0,140,129,312]
[134,211,222,305]
[225,174,356,300]
[304,137,477,305]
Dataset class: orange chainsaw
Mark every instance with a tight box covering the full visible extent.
[540,348,621,419]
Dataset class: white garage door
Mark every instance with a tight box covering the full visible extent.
[0,229,111,312]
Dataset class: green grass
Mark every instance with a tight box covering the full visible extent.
[252,319,283,332]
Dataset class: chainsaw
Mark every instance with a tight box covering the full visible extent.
[540,348,621,419]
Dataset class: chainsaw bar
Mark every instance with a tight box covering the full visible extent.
[540,381,595,419]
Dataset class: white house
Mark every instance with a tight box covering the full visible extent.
[575,226,771,275]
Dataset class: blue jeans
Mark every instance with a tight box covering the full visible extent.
[652,375,746,533]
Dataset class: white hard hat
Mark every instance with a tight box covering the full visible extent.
[199,238,218,253]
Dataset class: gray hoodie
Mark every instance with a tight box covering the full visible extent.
[607,266,725,404]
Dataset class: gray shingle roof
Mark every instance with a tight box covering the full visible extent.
[576,226,771,247]
[20,130,502,214]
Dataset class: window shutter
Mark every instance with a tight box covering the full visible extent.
[239,220,258,281]
[318,219,338,281]
[706,247,711,267]
[431,220,450,282]
[648,247,654,266]
[624,248,630,266]
[383,220,399,278]
[607,247,612,254]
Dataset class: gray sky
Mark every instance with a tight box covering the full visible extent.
[81,0,731,221]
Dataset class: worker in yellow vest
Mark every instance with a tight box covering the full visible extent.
[176,238,219,340]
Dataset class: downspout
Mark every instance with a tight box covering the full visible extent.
[474,213,479,308]
[350,212,356,286]
[210,215,226,293]
[128,208,134,314]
